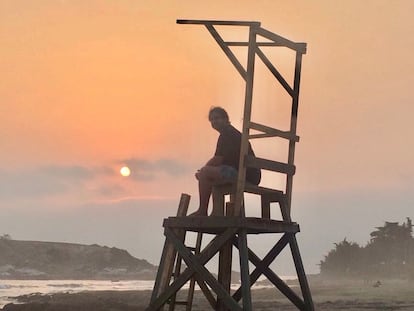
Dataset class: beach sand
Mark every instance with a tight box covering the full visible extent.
[3,278,414,310]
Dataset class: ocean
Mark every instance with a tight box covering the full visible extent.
[0,280,155,307]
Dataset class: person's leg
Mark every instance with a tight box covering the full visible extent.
[210,166,238,216]
[190,166,221,216]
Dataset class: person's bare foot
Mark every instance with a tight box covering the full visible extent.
[188,209,208,216]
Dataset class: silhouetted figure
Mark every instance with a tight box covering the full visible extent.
[190,107,261,216]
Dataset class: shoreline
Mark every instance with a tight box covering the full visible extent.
[2,278,414,310]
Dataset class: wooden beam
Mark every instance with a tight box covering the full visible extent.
[237,230,252,310]
[164,216,299,234]
[233,234,305,309]
[150,194,190,303]
[285,51,304,218]
[194,276,217,309]
[256,27,307,53]
[217,233,233,310]
[166,227,243,311]
[177,19,260,27]
[261,195,271,219]
[234,23,258,217]
[245,156,296,175]
[148,227,239,311]
[256,47,294,97]
[224,41,289,47]
[185,232,204,311]
[289,234,315,311]
[205,25,247,80]
[232,234,289,300]
[248,121,299,141]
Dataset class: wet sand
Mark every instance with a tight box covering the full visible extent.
[3,278,414,310]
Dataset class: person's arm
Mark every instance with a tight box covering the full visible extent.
[205,155,223,167]
[195,156,223,180]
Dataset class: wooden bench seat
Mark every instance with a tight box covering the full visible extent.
[212,182,287,219]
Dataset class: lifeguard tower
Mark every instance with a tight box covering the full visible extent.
[147,20,314,311]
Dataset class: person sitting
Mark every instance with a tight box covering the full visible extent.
[190,106,261,216]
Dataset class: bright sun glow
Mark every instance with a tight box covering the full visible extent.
[120,166,131,177]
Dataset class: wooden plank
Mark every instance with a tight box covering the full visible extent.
[217,239,233,310]
[234,23,258,217]
[194,276,217,309]
[237,230,252,310]
[176,194,191,217]
[185,232,203,311]
[177,19,260,26]
[256,47,294,97]
[261,196,271,219]
[234,233,289,297]
[285,51,303,218]
[168,253,182,311]
[249,121,299,141]
[244,184,284,198]
[148,228,239,311]
[233,234,304,309]
[212,186,226,216]
[205,25,247,80]
[166,228,243,311]
[150,194,190,304]
[256,27,307,53]
[289,234,315,311]
[224,41,289,47]
[217,204,234,311]
[249,132,299,141]
[248,234,290,286]
[150,234,176,304]
[164,216,299,234]
[262,265,305,310]
[245,156,296,175]
[168,195,192,311]
[279,197,290,223]
[215,182,284,201]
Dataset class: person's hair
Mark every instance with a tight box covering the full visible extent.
[208,106,229,121]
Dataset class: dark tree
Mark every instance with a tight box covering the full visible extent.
[320,218,414,279]
[320,238,363,277]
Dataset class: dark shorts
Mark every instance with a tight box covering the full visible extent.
[219,165,238,182]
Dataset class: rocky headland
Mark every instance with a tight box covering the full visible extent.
[0,238,156,280]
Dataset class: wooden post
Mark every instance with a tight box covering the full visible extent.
[150,194,190,306]
[234,24,257,216]
[289,233,314,311]
[217,203,234,311]
[185,232,203,311]
[238,229,252,310]
[286,51,304,217]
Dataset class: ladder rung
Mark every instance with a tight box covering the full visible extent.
[186,246,197,251]
[249,121,299,142]
[245,155,296,175]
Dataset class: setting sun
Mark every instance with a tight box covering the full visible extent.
[120,166,131,177]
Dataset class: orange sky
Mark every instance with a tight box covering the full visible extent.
[1,0,413,273]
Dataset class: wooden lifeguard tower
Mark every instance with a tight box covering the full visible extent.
[147,20,314,311]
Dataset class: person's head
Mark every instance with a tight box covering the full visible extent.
[208,106,230,132]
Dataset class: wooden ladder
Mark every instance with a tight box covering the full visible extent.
[151,193,203,311]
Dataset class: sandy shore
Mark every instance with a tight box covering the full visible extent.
[3,278,414,310]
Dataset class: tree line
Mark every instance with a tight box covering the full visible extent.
[319,217,413,279]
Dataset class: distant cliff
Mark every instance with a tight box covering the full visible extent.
[0,238,157,280]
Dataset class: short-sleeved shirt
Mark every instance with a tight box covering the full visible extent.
[215,124,261,185]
